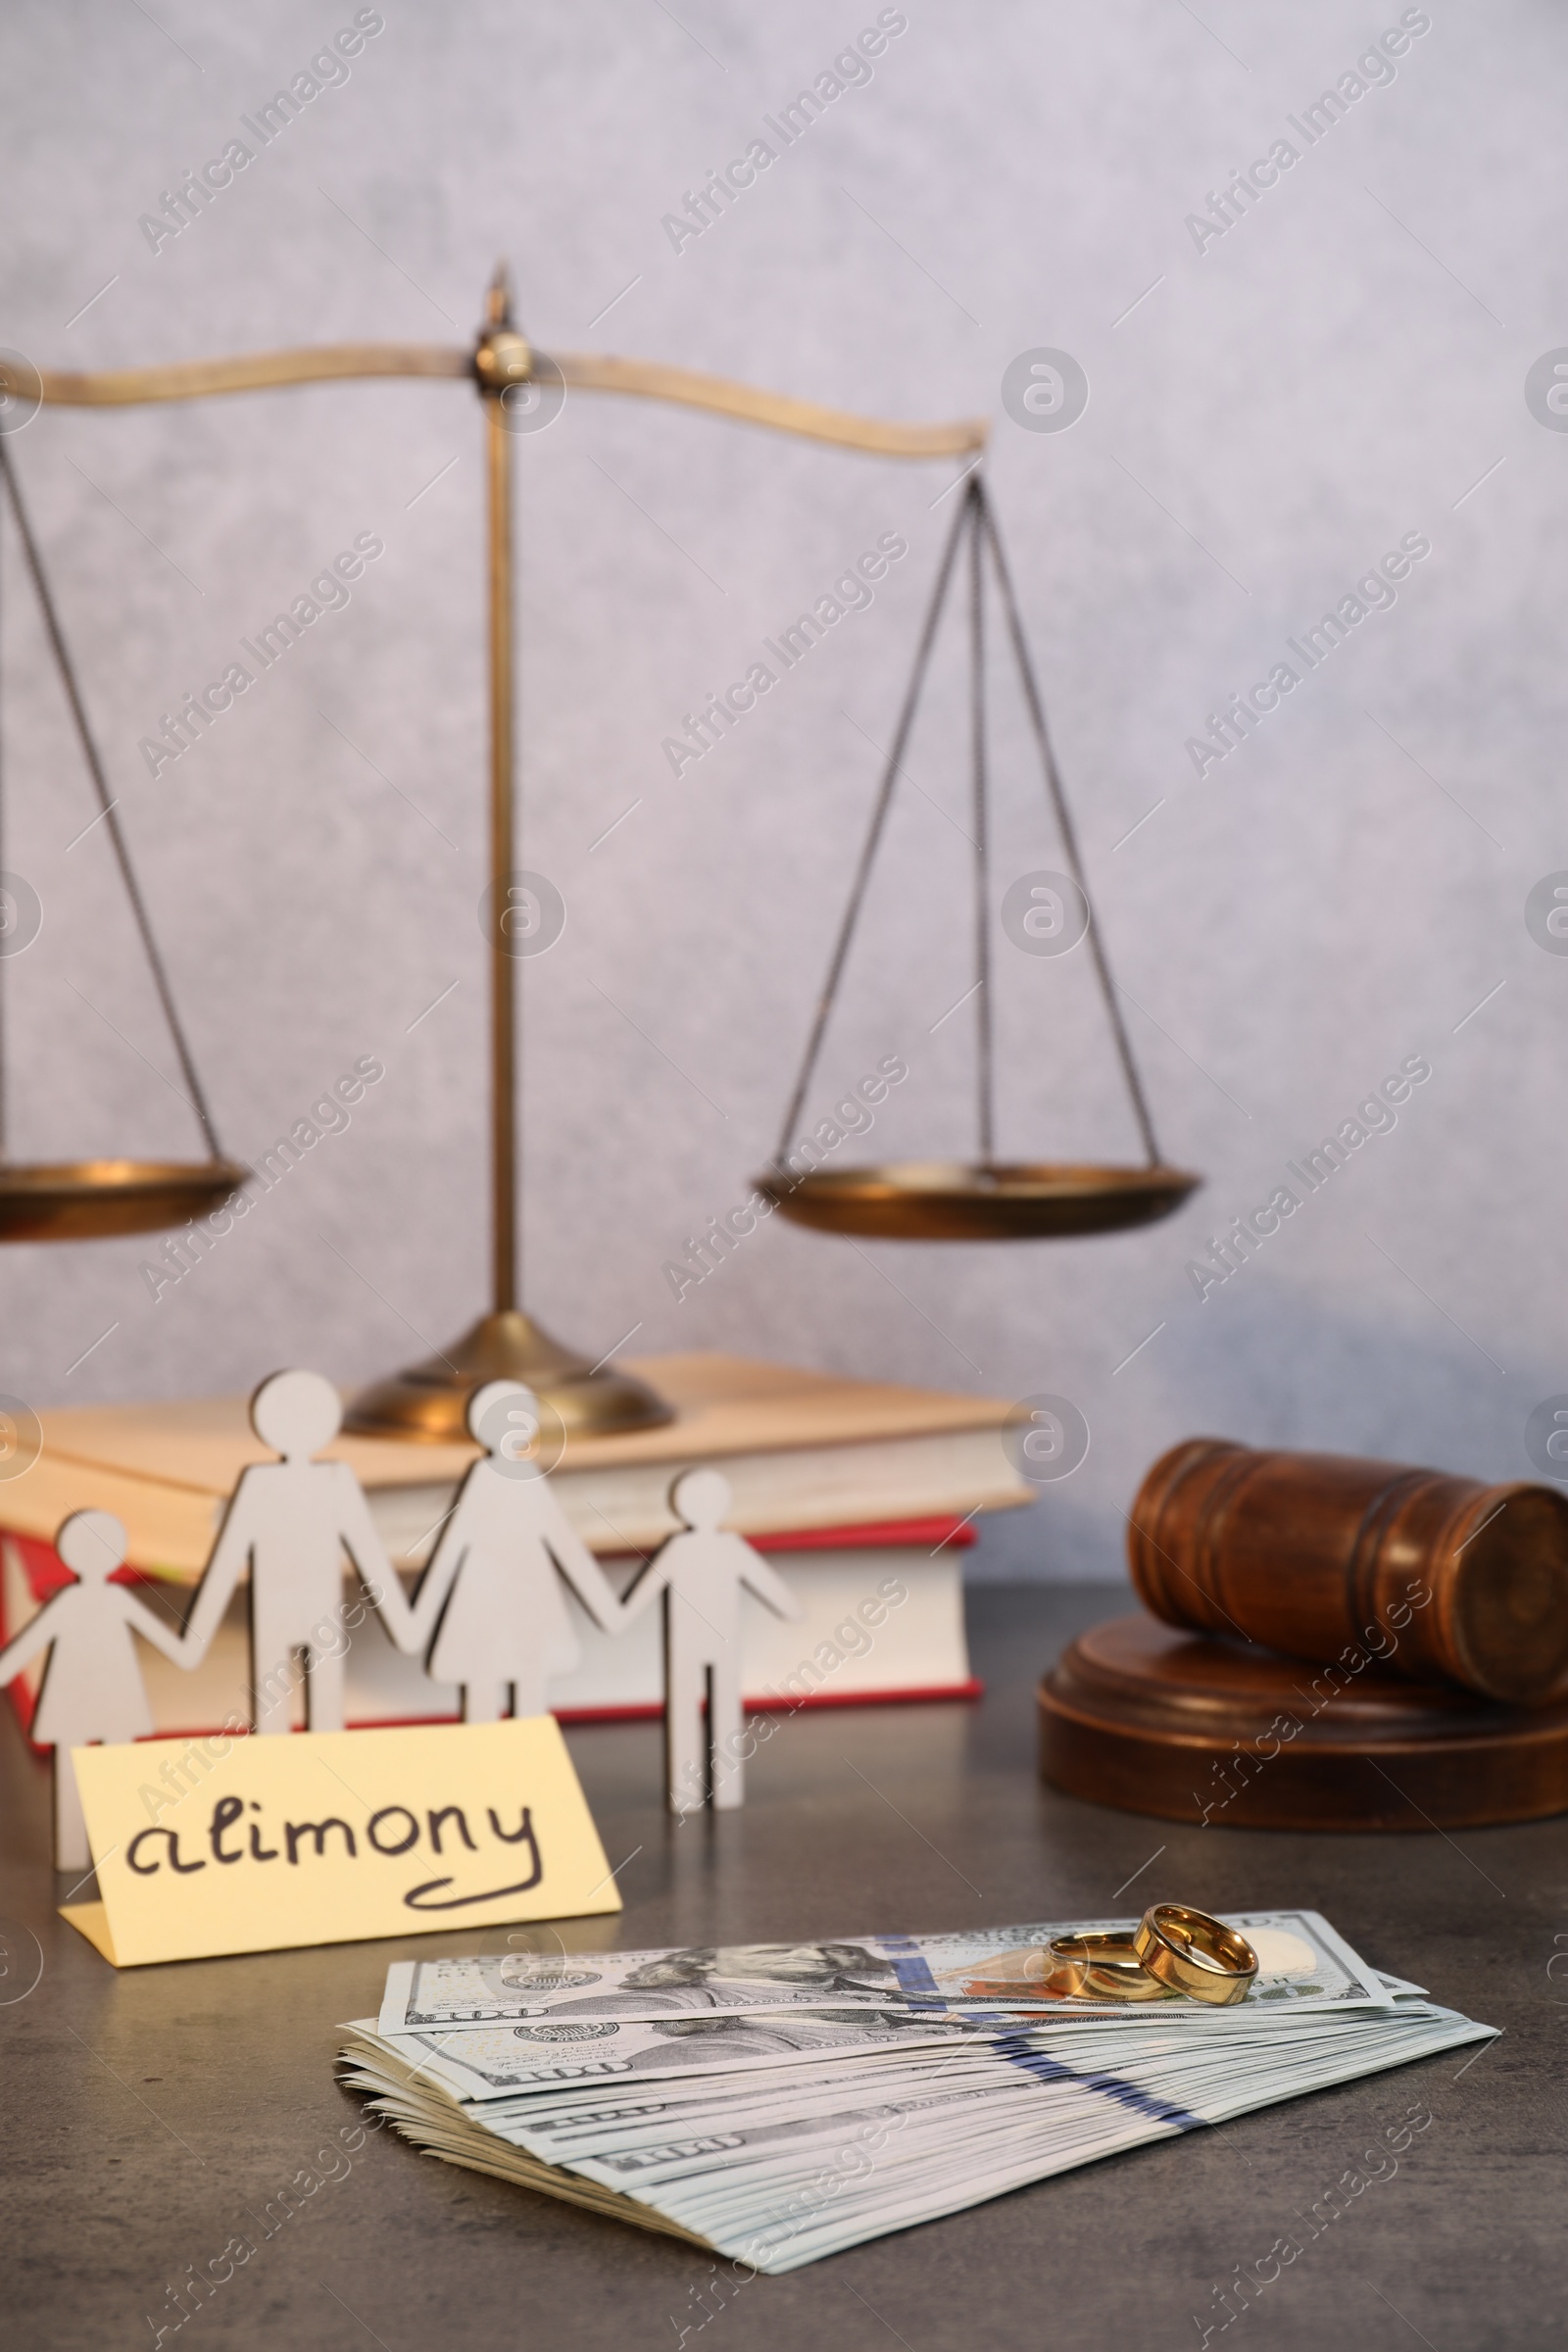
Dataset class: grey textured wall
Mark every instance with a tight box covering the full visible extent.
[0,0,1561,1580]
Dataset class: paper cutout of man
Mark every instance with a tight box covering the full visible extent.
[399,1380,625,1721]
[0,1509,197,1868]
[622,1468,801,1814]
[183,1369,413,1734]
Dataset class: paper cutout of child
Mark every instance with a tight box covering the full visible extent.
[0,1509,196,1869]
[397,1380,626,1722]
[183,1369,415,1734]
[622,1468,802,1814]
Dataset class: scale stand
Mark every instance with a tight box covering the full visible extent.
[8,271,985,1440]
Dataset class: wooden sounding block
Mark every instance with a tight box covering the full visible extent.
[1128,1438,1568,1704]
[1039,1614,1568,1830]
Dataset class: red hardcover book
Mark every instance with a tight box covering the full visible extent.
[0,1515,979,1745]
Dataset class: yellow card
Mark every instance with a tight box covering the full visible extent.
[61,1718,621,1967]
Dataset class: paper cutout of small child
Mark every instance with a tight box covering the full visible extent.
[622,1468,802,1814]
[397,1380,626,1722]
[183,1369,414,1734]
[0,1509,197,1870]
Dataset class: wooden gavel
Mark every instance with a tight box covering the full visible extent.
[1128,1439,1568,1705]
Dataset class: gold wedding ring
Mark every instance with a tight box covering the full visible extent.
[958,1903,1258,2006]
[1045,1931,1172,2002]
[959,1934,1164,2001]
[1133,1905,1258,2005]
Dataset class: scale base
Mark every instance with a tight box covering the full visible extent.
[341,1308,673,1444]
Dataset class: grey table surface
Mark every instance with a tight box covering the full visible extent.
[3,1583,1562,2352]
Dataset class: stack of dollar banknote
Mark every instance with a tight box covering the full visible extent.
[338,1910,1492,2272]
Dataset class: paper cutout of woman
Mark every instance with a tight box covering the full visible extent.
[621,1468,801,1814]
[400,1381,625,1722]
[0,1509,197,1870]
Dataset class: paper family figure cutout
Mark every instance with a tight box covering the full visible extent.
[399,1381,624,1722]
[0,1368,797,1868]
[183,1368,414,1735]
[0,1509,195,1871]
[623,1468,802,1814]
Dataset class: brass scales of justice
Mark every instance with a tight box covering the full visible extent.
[0,268,1199,1445]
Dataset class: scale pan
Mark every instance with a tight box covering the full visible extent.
[0,1158,250,1244]
[756,1159,1201,1242]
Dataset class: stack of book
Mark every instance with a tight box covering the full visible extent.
[0,1353,1033,1740]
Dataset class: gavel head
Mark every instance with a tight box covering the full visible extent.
[1127,1438,1568,1705]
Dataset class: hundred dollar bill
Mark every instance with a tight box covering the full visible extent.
[916,1909,1390,2010]
[339,1992,1494,2274]
[508,2000,1432,2165]
[502,1998,1455,2174]
[366,2005,994,2100]
[528,2001,1486,2264]
[377,1909,1389,2036]
[378,1940,918,2033]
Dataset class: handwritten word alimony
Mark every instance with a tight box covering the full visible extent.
[123,1788,543,1913]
